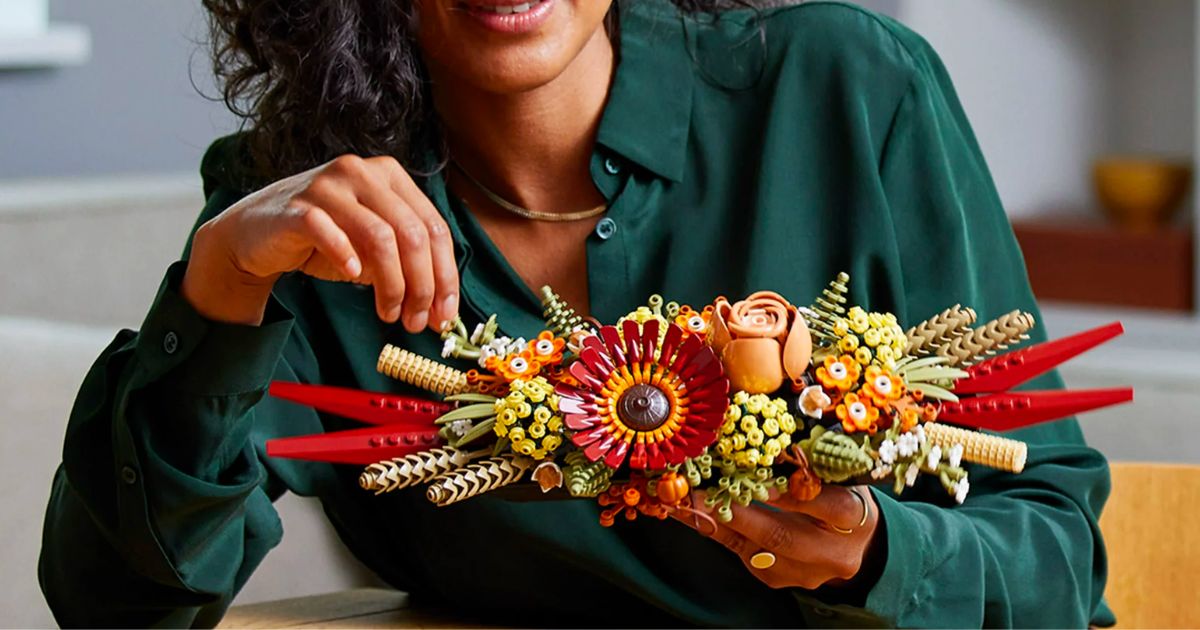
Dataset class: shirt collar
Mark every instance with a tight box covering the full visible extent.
[596,0,695,183]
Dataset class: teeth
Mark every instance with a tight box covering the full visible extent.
[473,0,539,14]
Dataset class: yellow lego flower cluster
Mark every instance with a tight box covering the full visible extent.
[832,306,908,371]
[492,377,565,460]
[715,392,799,469]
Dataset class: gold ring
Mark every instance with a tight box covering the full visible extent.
[822,488,870,535]
[750,551,777,570]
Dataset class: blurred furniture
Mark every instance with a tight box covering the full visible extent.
[1012,217,1194,311]
[1100,462,1200,628]
[219,589,498,629]
[1093,158,1191,231]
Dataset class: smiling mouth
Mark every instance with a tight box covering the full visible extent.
[459,0,549,14]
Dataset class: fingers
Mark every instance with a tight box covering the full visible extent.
[338,203,410,323]
[720,500,829,559]
[767,485,874,533]
[385,165,460,331]
[308,155,458,330]
[670,504,824,590]
[289,205,362,279]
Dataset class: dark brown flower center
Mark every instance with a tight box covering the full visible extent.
[617,383,671,431]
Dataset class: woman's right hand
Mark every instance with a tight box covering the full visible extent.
[182,155,459,331]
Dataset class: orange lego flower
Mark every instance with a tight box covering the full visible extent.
[485,348,541,381]
[860,365,905,407]
[816,355,861,392]
[674,304,714,340]
[527,331,566,366]
[836,392,881,434]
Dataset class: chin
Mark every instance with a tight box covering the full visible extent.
[417,0,613,94]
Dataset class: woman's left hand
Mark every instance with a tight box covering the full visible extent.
[672,486,882,590]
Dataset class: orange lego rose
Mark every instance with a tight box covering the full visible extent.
[708,291,812,394]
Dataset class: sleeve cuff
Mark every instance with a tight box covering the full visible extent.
[861,487,932,624]
[134,261,294,396]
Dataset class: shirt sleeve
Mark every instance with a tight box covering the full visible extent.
[38,175,323,627]
[823,32,1113,628]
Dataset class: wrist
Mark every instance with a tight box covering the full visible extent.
[182,226,278,325]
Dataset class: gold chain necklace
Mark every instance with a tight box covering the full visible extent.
[451,160,609,222]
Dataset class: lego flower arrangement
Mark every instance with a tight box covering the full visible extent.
[267,274,1133,527]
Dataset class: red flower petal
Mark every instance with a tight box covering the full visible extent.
[573,424,609,447]
[640,319,660,361]
[621,319,642,364]
[603,439,630,468]
[574,348,612,389]
[668,334,703,377]
[658,324,684,368]
[600,326,627,367]
[564,412,602,431]
[646,442,667,469]
[628,443,647,469]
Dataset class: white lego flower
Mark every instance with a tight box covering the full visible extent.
[441,338,457,359]
[871,463,893,480]
[913,423,927,445]
[926,445,942,470]
[799,385,832,419]
[948,443,964,469]
[905,462,920,487]
[469,323,486,345]
[447,419,472,438]
[954,477,971,504]
[878,439,897,464]
[897,432,919,458]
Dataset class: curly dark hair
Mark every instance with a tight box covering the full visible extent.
[202,0,757,181]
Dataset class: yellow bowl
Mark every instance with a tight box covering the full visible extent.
[1093,158,1192,230]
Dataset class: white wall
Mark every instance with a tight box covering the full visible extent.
[896,0,1195,219]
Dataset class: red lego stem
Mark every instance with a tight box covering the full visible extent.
[269,381,449,428]
[938,388,1134,432]
[953,322,1124,395]
[266,426,444,464]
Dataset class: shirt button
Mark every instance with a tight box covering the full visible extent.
[603,157,621,175]
[120,465,138,485]
[595,217,617,240]
[163,331,179,355]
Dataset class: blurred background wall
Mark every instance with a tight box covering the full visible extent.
[0,0,235,178]
[1,0,1196,627]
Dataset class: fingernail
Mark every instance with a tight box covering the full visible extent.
[344,256,362,278]
[386,305,402,323]
[408,310,429,332]
[442,293,459,319]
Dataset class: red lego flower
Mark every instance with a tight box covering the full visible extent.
[555,320,729,470]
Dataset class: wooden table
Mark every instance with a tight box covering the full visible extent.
[220,589,498,629]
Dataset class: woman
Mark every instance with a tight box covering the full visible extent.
[39,0,1112,626]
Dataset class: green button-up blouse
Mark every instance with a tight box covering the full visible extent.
[40,1,1113,627]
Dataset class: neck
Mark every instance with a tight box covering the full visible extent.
[430,28,615,215]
